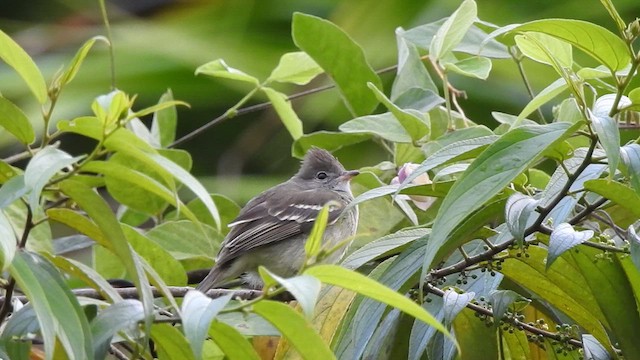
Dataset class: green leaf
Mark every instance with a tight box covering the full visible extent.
[267,51,323,85]
[584,179,640,217]
[305,265,452,341]
[501,246,611,350]
[182,291,232,359]
[368,83,430,142]
[57,116,104,140]
[292,13,381,116]
[514,19,630,71]
[10,251,93,360]
[122,225,188,286]
[515,32,572,69]
[265,270,321,319]
[146,220,221,260]
[425,122,578,273]
[0,175,27,209]
[292,131,370,158]
[620,144,640,193]
[442,289,475,325]
[591,100,621,177]
[0,96,35,144]
[90,300,144,359]
[151,89,178,148]
[429,0,477,59]
[151,323,196,360]
[547,223,594,269]
[47,254,122,302]
[582,334,610,360]
[58,180,154,327]
[0,29,47,103]
[515,78,568,127]
[505,193,538,244]
[59,36,107,87]
[305,204,330,259]
[341,228,429,270]
[392,29,438,99]
[599,0,626,34]
[0,211,17,271]
[570,247,640,356]
[488,290,530,323]
[24,146,82,219]
[195,59,259,85]
[339,112,413,143]
[262,87,304,140]
[252,300,335,360]
[149,153,221,229]
[629,226,640,273]
[401,135,498,189]
[209,321,261,360]
[443,56,492,79]
[0,304,37,359]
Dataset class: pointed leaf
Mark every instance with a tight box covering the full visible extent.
[292,13,381,116]
[305,265,452,341]
[505,193,538,243]
[90,300,144,359]
[0,211,17,271]
[584,179,640,218]
[339,112,413,143]
[489,290,529,322]
[10,252,93,360]
[265,270,321,319]
[443,56,492,79]
[24,146,83,218]
[305,204,330,258]
[392,29,438,99]
[429,0,477,59]
[268,51,322,85]
[515,32,572,69]
[369,82,430,142]
[262,87,303,140]
[590,109,620,177]
[253,300,335,360]
[515,78,568,126]
[582,334,611,360]
[547,223,594,269]
[342,228,429,270]
[0,97,35,144]
[150,323,196,360]
[195,59,259,85]
[514,19,629,71]
[0,175,27,209]
[442,289,475,325]
[182,291,232,359]
[59,36,108,86]
[209,321,261,360]
[425,122,578,272]
[151,89,178,147]
[0,29,47,103]
[620,144,640,193]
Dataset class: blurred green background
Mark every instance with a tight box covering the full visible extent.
[1,0,638,203]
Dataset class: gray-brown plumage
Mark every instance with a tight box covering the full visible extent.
[196,148,359,291]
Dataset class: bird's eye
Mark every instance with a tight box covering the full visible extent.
[316,171,328,180]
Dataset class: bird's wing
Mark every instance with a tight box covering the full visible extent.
[216,188,346,263]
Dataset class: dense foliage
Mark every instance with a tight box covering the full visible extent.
[0,0,639,359]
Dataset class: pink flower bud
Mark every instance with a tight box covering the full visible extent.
[392,163,436,211]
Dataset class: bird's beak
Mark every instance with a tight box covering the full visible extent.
[339,170,360,181]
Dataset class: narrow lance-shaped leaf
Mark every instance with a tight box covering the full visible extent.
[515,78,568,127]
[305,265,453,342]
[151,89,178,148]
[305,204,330,259]
[620,144,640,193]
[262,87,304,140]
[10,252,93,360]
[0,211,17,271]
[150,323,196,360]
[263,269,321,319]
[584,179,640,218]
[58,180,154,329]
[392,28,438,99]
[59,36,108,87]
[424,122,579,277]
[505,193,538,244]
[368,83,430,142]
[429,0,477,59]
[209,321,261,360]
[292,13,381,116]
[442,289,475,325]
[0,29,47,103]
[252,300,335,360]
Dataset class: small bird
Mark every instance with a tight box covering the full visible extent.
[197,148,359,291]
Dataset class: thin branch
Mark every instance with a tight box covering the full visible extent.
[426,284,582,348]
[0,286,261,306]
[98,0,117,90]
[509,47,547,124]
[169,63,398,148]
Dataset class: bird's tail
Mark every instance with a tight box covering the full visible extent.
[195,265,225,292]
